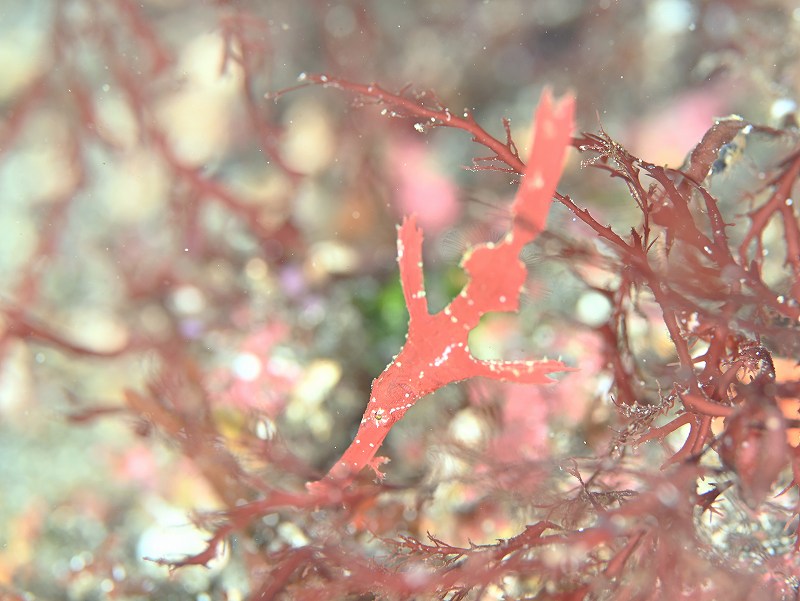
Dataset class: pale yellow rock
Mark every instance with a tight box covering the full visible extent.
[0,339,34,421]
[280,99,336,175]
[62,309,130,354]
[99,148,169,222]
[0,26,45,103]
[154,32,243,166]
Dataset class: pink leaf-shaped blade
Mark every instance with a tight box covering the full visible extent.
[512,89,575,240]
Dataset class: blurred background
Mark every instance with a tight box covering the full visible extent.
[1,0,800,598]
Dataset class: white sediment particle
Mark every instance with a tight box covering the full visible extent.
[433,345,453,367]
